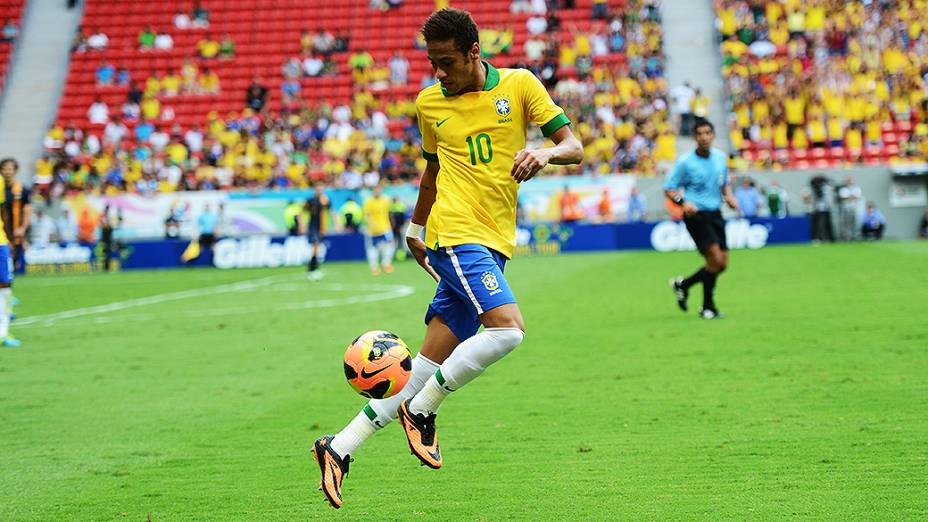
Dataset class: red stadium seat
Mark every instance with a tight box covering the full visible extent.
[883,144,900,160]
[0,1,25,97]
[845,147,863,161]
[864,145,882,159]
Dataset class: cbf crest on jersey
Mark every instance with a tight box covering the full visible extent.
[494,97,510,116]
[493,94,513,124]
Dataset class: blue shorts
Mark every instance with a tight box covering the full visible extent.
[0,245,12,285]
[424,244,516,341]
[370,233,393,245]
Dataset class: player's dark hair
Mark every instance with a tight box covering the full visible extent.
[693,118,714,133]
[421,8,479,56]
[0,158,18,170]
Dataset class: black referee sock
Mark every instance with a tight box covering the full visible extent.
[681,267,708,290]
[702,270,719,310]
[309,255,319,272]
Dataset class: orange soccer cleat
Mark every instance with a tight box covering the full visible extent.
[312,435,350,509]
[397,399,442,469]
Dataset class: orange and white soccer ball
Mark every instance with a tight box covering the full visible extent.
[343,330,412,399]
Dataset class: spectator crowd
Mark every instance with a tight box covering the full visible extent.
[31,0,673,201]
[715,0,928,168]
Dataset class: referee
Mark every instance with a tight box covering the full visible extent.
[302,182,330,281]
[664,119,739,319]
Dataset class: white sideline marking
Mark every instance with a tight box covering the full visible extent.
[194,285,416,316]
[17,274,287,327]
[17,276,415,328]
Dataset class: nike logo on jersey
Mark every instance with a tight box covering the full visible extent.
[360,365,391,379]
[436,116,452,128]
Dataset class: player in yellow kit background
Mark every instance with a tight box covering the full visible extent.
[362,184,395,275]
[0,174,20,348]
[312,8,582,509]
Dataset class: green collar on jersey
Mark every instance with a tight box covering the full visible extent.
[441,61,499,97]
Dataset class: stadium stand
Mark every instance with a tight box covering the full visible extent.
[44,0,669,195]
[716,0,928,170]
[0,0,25,96]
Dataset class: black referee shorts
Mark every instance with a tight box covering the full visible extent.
[199,233,216,249]
[684,210,728,251]
[307,226,322,244]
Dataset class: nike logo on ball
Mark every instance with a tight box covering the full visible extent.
[360,365,391,379]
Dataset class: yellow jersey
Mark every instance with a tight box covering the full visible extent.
[416,63,569,258]
[363,195,392,237]
[0,177,8,246]
[784,97,806,125]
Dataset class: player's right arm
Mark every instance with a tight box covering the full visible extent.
[407,93,441,282]
[406,161,440,282]
[663,158,697,216]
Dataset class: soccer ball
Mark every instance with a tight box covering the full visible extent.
[343,330,412,399]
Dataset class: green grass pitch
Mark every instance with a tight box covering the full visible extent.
[1,242,926,520]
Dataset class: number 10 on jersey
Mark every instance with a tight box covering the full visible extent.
[465,133,493,165]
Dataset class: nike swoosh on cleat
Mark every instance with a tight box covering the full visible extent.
[360,365,391,379]
[436,116,452,128]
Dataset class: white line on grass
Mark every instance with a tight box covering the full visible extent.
[18,274,288,327]
[20,269,278,286]
[18,276,416,328]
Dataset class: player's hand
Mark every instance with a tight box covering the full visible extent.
[725,196,739,212]
[511,149,552,183]
[406,236,440,283]
[682,202,698,216]
[13,227,24,239]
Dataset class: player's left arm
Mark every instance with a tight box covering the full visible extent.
[512,70,583,183]
[17,198,32,240]
[722,176,739,211]
[511,125,583,183]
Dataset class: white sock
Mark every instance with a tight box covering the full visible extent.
[409,327,524,416]
[408,376,451,417]
[367,354,439,425]
[329,411,374,459]
[365,242,379,270]
[379,240,395,268]
[0,288,10,338]
[330,354,439,457]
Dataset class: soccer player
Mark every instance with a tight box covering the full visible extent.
[0,158,31,275]
[0,179,19,347]
[311,8,582,509]
[665,119,739,319]
[362,184,395,275]
[302,183,329,281]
